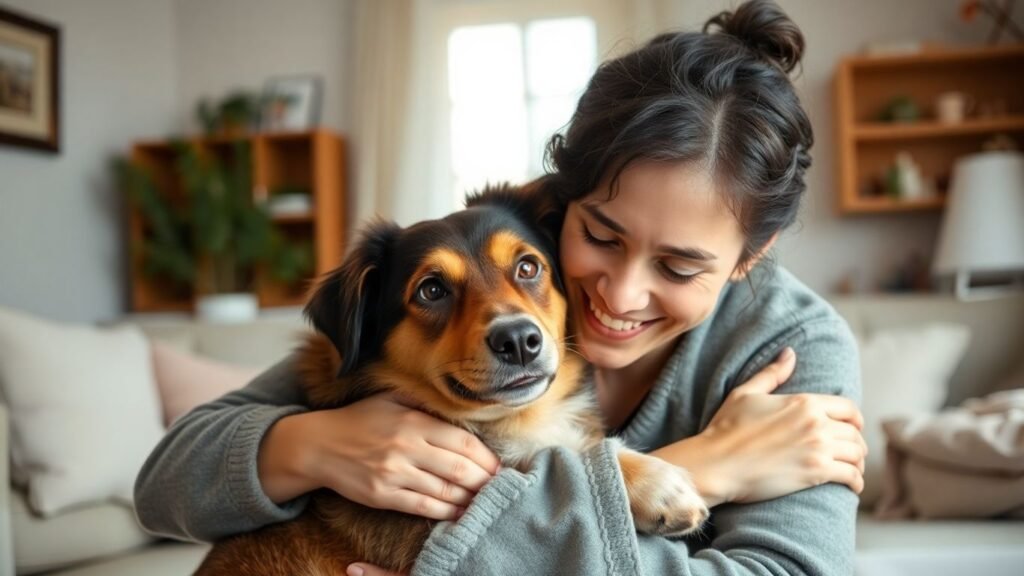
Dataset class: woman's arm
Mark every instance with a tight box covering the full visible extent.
[135,355,501,543]
[134,355,312,542]
[412,316,860,576]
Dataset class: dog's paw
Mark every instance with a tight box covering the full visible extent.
[616,447,709,537]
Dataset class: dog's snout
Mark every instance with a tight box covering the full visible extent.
[487,319,543,366]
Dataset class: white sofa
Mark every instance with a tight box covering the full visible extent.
[0,313,310,576]
[2,295,1023,575]
[833,294,1024,576]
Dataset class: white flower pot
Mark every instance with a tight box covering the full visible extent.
[196,293,259,324]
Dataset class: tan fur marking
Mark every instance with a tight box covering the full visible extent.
[486,230,524,271]
[403,248,466,303]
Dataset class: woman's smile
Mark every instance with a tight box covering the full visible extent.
[582,290,660,341]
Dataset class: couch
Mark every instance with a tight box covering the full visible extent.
[2,295,1023,575]
[0,313,309,576]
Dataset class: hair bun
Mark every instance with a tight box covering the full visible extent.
[703,0,805,74]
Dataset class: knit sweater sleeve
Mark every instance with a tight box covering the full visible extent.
[134,354,311,543]
[413,314,861,576]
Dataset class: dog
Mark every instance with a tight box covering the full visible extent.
[194,183,709,575]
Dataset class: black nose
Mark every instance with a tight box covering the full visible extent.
[487,319,543,366]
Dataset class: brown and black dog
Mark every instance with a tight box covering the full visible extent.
[194,184,708,576]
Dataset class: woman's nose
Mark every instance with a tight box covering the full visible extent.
[596,262,650,316]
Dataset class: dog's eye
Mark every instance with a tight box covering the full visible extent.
[516,257,541,280]
[416,278,448,303]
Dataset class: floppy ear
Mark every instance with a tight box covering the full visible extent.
[303,220,401,377]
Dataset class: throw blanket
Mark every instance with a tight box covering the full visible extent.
[876,389,1024,519]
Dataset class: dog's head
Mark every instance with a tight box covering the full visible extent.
[303,182,572,420]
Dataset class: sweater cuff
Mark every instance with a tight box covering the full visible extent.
[225,404,311,525]
[413,469,535,576]
[584,439,642,576]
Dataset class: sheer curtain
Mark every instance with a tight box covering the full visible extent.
[347,0,679,231]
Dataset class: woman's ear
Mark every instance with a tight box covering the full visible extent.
[304,220,401,376]
[731,232,779,281]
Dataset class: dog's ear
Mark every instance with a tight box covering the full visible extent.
[467,177,567,290]
[465,177,565,239]
[304,220,401,377]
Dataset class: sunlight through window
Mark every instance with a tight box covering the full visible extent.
[448,17,597,204]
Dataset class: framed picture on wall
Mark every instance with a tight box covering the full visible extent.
[0,6,60,153]
[260,75,322,132]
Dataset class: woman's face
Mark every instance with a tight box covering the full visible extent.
[559,160,748,370]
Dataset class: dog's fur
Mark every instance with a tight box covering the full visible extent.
[194,184,708,576]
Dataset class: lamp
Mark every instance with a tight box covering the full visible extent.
[933,150,1024,300]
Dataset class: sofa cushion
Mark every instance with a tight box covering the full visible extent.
[11,489,154,575]
[151,340,261,426]
[41,541,208,576]
[857,323,970,508]
[0,306,165,515]
[129,315,309,370]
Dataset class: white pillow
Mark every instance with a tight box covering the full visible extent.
[0,306,165,516]
[858,322,971,508]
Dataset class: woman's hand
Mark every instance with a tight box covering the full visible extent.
[258,393,500,520]
[346,563,404,576]
[653,347,866,507]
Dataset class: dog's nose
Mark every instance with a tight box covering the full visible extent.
[487,320,543,366]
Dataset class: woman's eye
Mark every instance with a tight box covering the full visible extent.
[582,224,617,248]
[416,279,448,302]
[516,257,541,280]
[660,263,701,284]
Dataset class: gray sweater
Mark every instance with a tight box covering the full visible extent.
[135,265,860,575]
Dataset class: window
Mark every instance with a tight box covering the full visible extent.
[447,17,597,204]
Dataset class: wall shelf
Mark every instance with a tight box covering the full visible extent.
[833,44,1024,215]
[127,129,347,312]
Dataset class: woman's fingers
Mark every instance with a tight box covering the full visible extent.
[423,426,502,476]
[731,347,797,398]
[386,488,463,521]
[831,439,867,473]
[826,460,865,494]
[414,440,495,493]
[813,395,864,430]
[347,563,406,576]
[399,457,475,507]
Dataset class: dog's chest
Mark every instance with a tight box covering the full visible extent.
[479,393,601,469]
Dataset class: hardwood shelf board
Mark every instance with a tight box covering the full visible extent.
[843,43,1024,70]
[841,196,946,215]
[854,116,1024,141]
[270,212,315,224]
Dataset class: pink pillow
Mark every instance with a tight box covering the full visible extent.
[151,341,261,426]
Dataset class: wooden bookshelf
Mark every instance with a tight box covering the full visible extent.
[834,44,1024,215]
[127,129,346,312]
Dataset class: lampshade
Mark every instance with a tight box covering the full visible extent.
[933,151,1024,285]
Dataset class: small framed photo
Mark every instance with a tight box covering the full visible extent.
[260,75,322,132]
[0,6,60,153]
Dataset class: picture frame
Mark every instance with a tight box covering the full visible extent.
[260,75,322,133]
[0,5,60,153]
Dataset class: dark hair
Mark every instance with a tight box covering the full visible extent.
[545,0,813,269]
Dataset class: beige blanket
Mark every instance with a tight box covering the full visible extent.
[876,389,1024,520]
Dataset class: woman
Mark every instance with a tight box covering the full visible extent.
[136,1,865,574]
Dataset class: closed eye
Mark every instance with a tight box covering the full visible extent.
[658,262,702,284]
[581,222,618,248]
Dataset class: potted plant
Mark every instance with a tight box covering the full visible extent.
[197,91,262,136]
[119,141,312,322]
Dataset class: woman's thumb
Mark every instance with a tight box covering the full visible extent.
[731,347,796,397]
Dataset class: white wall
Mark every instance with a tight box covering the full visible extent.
[174,0,353,133]
[0,0,179,323]
[666,0,989,293]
